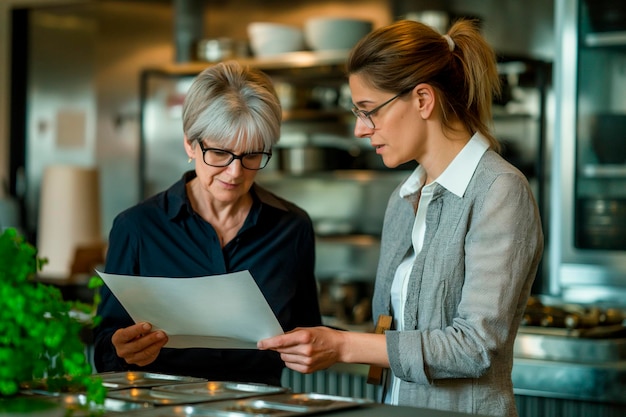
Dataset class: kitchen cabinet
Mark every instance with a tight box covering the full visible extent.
[551,0,626,305]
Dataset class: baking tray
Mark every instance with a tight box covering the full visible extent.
[96,371,207,390]
[19,379,86,396]
[58,393,153,415]
[119,392,372,416]
[153,381,288,401]
[216,393,373,414]
[107,388,218,405]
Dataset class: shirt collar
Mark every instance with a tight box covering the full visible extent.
[399,132,489,198]
[165,170,289,221]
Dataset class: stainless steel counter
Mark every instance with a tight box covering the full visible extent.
[512,332,626,404]
[512,357,626,403]
[283,332,626,409]
[514,329,626,362]
[305,403,491,417]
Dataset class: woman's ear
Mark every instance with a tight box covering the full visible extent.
[413,83,436,119]
[183,135,195,159]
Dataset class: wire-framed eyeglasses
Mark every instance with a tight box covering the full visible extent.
[351,88,413,129]
[198,142,272,170]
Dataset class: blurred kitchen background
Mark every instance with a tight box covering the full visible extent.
[1,1,625,415]
[1,0,556,288]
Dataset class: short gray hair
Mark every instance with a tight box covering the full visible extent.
[182,61,282,152]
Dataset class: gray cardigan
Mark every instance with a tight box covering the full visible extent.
[374,150,544,417]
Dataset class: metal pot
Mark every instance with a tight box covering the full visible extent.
[279,147,325,174]
[197,38,235,62]
[278,146,356,174]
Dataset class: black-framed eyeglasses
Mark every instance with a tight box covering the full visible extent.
[351,88,413,129]
[198,142,272,170]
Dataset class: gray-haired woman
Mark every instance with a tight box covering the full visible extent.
[258,19,543,416]
[95,61,322,386]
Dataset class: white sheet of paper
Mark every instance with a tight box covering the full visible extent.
[97,270,284,349]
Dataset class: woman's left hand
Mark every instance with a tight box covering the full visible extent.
[257,326,346,374]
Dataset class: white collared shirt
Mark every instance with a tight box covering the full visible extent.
[386,133,489,404]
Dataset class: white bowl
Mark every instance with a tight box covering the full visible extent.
[304,17,373,52]
[247,22,305,57]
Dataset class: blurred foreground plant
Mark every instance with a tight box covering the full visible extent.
[0,227,107,408]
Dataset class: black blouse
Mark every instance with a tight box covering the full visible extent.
[93,171,321,386]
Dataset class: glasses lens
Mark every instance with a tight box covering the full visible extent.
[352,108,374,129]
[203,148,233,167]
[241,153,271,170]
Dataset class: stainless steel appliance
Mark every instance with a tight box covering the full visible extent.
[15,1,174,244]
[551,0,626,306]
[511,296,626,416]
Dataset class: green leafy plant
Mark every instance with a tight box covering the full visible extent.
[0,227,107,407]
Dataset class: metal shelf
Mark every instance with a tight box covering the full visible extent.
[145,50,350,76]
[146,51,541,77]
[585,31,626,47]
[582,164,626,178]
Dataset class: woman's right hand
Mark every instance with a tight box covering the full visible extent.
[111,322,168,367]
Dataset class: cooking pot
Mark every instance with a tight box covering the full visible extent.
[279,147,325,174]
[197,38,235,62]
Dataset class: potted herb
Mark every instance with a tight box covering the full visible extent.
[0,227,106,413]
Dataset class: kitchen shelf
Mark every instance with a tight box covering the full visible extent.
[281,108,347,122]
[582,164,626,178]
[492,107,537,120]
[585,30,626,47]
[146,50,350,76]
[145,50,539,78]
[277,131,370,150]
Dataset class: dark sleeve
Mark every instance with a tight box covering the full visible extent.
[93,213,137,372]
[289,216,323,329]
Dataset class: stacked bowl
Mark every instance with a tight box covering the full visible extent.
[304,17,373,52]
[247,22,305,57]
[247,18,373,57]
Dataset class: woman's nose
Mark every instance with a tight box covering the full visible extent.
[353,118,374,138]
[226,159,245,175]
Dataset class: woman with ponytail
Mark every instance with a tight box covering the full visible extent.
[259,19,543,417]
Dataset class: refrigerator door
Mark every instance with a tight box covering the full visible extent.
[140,71,196,199]
[552,0,626,305]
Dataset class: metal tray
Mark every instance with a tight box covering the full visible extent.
[120,392,372,416]
[153,381,288,401]
[107,388,217,405]
[96,372,207,390]
[226,393,372,414]
[58,393,153,415]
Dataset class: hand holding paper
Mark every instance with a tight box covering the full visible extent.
[97,270,284,349]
